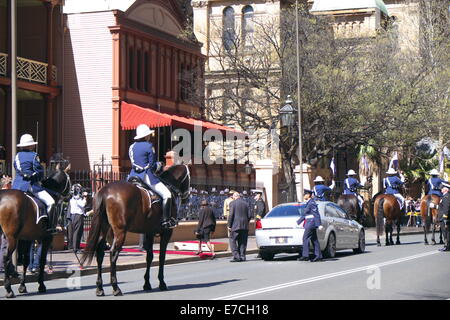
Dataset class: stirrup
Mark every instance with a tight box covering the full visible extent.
[161,218,177,229]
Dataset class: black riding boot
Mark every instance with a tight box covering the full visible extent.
[46,206,58,233]
[161,199,177,229]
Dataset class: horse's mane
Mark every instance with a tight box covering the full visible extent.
[159,165,181,189]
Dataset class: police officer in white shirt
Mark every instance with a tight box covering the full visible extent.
[68,184,88,252]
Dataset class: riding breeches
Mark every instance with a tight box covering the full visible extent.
[36,190,55,213]
[357,195,364,210]
[143,175,171,200]
[392,193,405,210]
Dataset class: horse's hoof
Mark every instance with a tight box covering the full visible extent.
[159,283,168,291]
[377,243,381,247]
[38,285,47,293]
[396,241,401,245]
[113,289,123,296]
[18,285,27,294]
[96,289,105,297]
[143,284,152,291]
[5,291,15,299]
[439,241,444,245]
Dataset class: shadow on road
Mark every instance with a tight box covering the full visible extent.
[125,279,242,295]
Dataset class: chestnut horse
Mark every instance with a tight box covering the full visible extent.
[373,194,404,246]
[0,164,71,298]
[420,194,444,245]
[80,164,190,297]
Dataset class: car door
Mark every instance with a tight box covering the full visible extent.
[324,204,345,249]
[334,205,357,247]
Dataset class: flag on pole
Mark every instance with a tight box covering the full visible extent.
[360,154,370,176]
[330,157,336,176]
[389,152,399,170]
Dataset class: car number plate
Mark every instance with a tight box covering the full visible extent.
[274,237,288,244]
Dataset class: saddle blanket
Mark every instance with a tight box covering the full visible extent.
[25,194,48,224]
[136,185,161,209]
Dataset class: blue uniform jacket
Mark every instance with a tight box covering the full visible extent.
[128,141,160,185]
[313,184,332,201]
[12,150,45,193]
[427,177,449,197]
[343,177,363,195]
[297,199,321,229]
[384,176,404,194]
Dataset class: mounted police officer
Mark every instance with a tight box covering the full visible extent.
[426,169,449,197]
[12,134,56,232]
[312,176,335,201]
[343,169,364,210]
[384,168,406,211]
[297,189,323,262]
[128,124,175,229]
[438,182,450,252]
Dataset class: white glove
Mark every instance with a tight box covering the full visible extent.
[318,225,324,231]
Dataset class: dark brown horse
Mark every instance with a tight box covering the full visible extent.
[0,164,71,298]
[337,195,362,223]
[80,164,190,297]
[373,194,404,246]
[420,194,444,245]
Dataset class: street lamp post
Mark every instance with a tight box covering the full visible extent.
[295,0,304,201]
[280,96,297,202]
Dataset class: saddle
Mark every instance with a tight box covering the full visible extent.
[25,192,48,224]
[127,177,161,208]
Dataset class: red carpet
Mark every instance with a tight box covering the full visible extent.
[64,242,214,256]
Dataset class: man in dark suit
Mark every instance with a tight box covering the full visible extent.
[228,192,252,262]
[297,189,323,262]
[438,183,450,252]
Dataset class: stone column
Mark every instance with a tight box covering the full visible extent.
[295,163,312,201]
[254,159,278,210]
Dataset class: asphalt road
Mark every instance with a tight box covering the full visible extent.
[1,234,449,301]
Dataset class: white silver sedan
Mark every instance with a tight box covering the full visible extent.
[255,201,365,261]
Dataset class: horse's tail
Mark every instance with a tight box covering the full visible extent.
[80,190,106,266]
[376,198,385,237]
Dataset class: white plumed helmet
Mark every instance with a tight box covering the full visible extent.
[17,134,38,147]
[134,124,154,140]
[429,169,439,176]
[314,176,325,182]
[386,168,397,174]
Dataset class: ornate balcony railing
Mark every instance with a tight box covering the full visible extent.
[0,53,6,76]
[0,52,57,84]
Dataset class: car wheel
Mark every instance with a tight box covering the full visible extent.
[259,250,274,261]
[353,230,365,254]
[323,232,336,259]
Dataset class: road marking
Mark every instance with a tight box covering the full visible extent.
[212,250,439,300]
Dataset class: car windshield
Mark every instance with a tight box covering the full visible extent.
[265,204,306,218]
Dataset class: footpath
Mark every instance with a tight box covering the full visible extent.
[0,227,426,286]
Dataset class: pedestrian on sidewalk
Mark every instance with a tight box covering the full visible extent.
[253,191,267,220]
[195,200,216,258]
[438,183,450,252]
[28,241,42,274]
[228,192,251,262]
[68,184,88,253]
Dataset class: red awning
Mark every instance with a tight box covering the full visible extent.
[121,101,246,137]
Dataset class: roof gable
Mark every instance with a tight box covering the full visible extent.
[311,0,389,16]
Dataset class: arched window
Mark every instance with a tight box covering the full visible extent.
[223,6,235,51]
[242,5,254,49]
